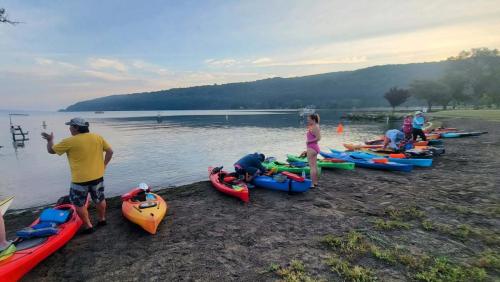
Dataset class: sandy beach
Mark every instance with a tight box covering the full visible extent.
[5,117,499,281]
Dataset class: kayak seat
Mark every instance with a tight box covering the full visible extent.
[139,202,157,209]
[132,191,147,202]
[130,191,156,202]
[220,173,241,186]
[223,176,237,183]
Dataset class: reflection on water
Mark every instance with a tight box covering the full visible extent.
[0,110,394,209]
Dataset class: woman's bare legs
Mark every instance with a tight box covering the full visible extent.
[307,148,319,186]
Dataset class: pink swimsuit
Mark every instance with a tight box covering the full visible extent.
[306,129,320,154]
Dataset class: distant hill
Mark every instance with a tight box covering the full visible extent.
[63,61,455,111]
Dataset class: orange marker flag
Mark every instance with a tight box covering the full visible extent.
[337,123,344,134]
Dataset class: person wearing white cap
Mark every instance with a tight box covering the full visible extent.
[42,117,113,234]
[412,111,427,141]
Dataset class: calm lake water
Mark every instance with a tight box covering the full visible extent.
[0,110,392,209]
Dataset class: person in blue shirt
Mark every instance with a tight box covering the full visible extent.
[383,129,405,151]
[234,153,267,182]
[412,111,427,141]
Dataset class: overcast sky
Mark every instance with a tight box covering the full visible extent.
[1,0,500,110]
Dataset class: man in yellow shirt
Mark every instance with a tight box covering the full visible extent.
[42,118,113,234]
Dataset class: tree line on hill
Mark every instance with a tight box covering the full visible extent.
[64,62,451,111]
[384,48,500,112]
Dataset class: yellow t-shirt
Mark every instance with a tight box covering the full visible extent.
[52,133,111,183]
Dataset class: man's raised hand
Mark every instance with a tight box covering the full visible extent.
[41,132,54,141]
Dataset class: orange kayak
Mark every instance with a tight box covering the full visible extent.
[425,133,441,140]
[121,188,167,234]
[425,127,458,133]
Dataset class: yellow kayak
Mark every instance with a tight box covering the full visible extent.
[121,188,167,234]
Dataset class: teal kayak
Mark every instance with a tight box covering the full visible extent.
[441,131,487,138]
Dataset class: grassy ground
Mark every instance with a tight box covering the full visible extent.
[430,109,500,122]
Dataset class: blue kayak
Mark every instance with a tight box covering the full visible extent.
[441,131,487,138]
[253,174,312,193]
[320,151,413,172]
[346,151,433,167]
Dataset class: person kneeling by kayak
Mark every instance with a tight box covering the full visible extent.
[234,153,267,183]
[383,129,405,152]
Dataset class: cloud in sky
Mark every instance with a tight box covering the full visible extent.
[204,58,239,67]
[1,0,500,110]
[88,58,128,72]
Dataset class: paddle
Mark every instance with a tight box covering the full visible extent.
[282,171,305,182]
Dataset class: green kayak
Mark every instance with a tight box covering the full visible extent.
[262,160,321,175]
[286,154,355,170]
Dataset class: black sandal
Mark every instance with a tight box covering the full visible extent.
[81,227,95,235]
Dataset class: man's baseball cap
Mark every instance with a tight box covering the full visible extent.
[65,117,89,127]
[415,111,423,115]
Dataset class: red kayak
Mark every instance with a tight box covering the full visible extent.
[0,204,82,281]
[208,167,249,203]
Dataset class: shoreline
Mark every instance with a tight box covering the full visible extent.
[4,181,208,217]
[4,117,500,281]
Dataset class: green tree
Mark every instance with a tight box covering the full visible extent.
[441,70,467,108]
[446,48,500,107]
[447,47,499,60]
[409,80,450,112]
[435,80,453,110]
[384,87,411,112]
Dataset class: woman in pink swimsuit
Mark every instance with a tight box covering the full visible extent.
[306,113,321,187]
